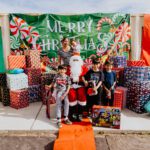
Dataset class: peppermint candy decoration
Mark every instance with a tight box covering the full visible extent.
[112,13,126,23]
[84,58,92,65]
[115,22,131,42]
[10,35,20,49]
[97,17,113,31]
[10,16,29,39]
[26,26,39,44]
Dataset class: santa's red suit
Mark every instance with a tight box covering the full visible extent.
[67,54,88,121]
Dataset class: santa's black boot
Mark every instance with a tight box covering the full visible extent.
[76,104,83,122]
[69,105,77,122]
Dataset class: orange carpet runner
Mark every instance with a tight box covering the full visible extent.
[54,119,96,150]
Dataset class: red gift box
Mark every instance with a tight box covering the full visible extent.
[41,73,56,104]
[127,60,146,66]
[8,55,26,69]
[24,50,41,68]
[116,87,128,109]
[114,90,123,109]
[25,68,41,85]
[10,89,29,109]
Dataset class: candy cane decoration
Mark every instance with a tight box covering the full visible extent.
[97,17,113,31]
[122,42,131,51]
[10,16,29,39]
[32,44,42,51]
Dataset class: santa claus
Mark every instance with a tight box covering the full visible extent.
[68,50,88,122]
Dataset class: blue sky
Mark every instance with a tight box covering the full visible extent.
[0,0,150,13]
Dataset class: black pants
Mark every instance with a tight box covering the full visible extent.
[86,88,102,112]
[102,89,114,106]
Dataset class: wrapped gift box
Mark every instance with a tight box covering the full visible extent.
[8,55,26,69]
[41,72,56,85]
[24,50,41,68]
[125,81,150,113]
[114,90,123,109]
[127,60,146,67]
[124,66,150,82]
[92,105,121,129]
[0,73,7,87]
[10,89,29,109]
[28,85,41,103]
[115,87,128,109]
[7,73,28,90]
[111,56,127,68]
[25,68,41,85]
[41,72,56,104]
[112,68,124,86]
[0,87,10,106]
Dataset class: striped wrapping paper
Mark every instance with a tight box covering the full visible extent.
[114,90,123,109]
[115,87,128,109]
[7,73,28,90]
[28,84,41,103]
[24,50,41,68]
[0,86,10,106]
[25,68,41,85]
[111,56,127,68]
[124,66,150,82]
[0,73,7,87]
[8,55,26,69]
[125,81,150,113]
[127,60,146,67]
[10,89,29,109]
[41,72,56,104]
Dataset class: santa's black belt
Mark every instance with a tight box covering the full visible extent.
[72,82,83,85]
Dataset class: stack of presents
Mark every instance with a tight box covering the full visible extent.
[0,50,56,109]
[1,52,150,129]
[92,56,150,129]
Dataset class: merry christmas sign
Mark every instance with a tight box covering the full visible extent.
[9,13,131,60]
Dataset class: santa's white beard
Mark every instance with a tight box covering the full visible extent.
[69,56,83,82]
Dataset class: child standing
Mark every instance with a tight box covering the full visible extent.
[82,58,104,115]
[103,61,116,106]
[49,65,72,128]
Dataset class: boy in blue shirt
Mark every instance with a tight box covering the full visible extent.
[103,61,116,106]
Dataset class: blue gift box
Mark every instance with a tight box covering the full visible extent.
[111,56,127,68]
[125,80,150,113]
[124,66,150,82]
[28,85,41,103]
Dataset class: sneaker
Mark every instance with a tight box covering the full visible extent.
[64,119,72,125]
[57,122,62,128]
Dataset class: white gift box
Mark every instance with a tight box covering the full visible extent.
[7,73,28,90]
